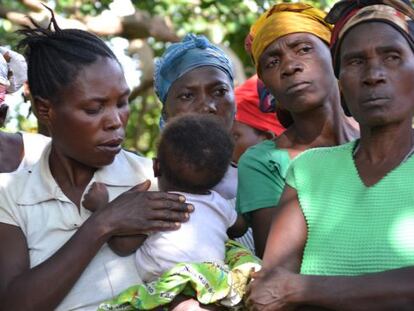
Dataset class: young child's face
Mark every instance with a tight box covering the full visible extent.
[231,120,266,163]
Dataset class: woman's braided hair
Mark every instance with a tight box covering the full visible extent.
[18,6,118,102]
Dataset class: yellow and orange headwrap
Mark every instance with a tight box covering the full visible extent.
[248,3,333,69]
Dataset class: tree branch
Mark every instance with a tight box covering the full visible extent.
[129,79,153,102]
[18,0,44,12]
[0,4,179,43]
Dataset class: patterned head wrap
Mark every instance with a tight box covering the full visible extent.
[248,3,332,69]
[326,0,414,77]
[235,75,285,136]
[154,34,234,105]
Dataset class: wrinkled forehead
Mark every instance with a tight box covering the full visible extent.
[339,21,414,61]
[258,32,329,71]
[168,66,233,92]
[263,32,327,53]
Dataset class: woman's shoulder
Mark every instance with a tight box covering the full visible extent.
[118,149,153,171]
[21,132,50,147]
[240,140,289,167]
[20,132,51,169]
[108,150,157,190]
[0,168,30,206]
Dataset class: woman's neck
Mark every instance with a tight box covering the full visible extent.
[358,119,414,164]
[281,91,358,151]
[49,144,96,208]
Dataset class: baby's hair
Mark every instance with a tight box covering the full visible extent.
[17,6,118,102]
[158,114,234,193]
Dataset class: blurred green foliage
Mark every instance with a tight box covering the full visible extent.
[0,0,336,157]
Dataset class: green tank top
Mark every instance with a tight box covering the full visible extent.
[286,141,414,276]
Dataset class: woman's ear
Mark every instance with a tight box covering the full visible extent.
[33,96,53,127]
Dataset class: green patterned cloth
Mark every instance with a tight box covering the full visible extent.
[98,240,261,310]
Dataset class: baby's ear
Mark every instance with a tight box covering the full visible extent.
[152,157,162,177]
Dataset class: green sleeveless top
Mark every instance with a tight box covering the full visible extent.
[286,141,414,276]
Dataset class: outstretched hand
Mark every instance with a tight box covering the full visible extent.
[246,267,299,311]
[96,179,194,237]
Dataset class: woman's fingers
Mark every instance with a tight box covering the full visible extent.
[145,191,187,203]
[148,209,190,223]
[148,199,193,213]
[106,188,195,235]
[140,191,194,213]
[129,179,152,192]
[145,220,181,231]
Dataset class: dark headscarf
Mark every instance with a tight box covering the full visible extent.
[326,0,414,77]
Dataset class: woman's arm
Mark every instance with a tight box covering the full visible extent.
[83,182,147,256]
[108,235,148,256]
[262,186,307,272]
[0,216,109,311]
[248,186,414,311]
[290,268,414,311]
[246,186,307,310]
[0,182,192,310]
[227,214,248,238]
[249,207,279,259]
[237,148,286,258]
[250,267,414,311]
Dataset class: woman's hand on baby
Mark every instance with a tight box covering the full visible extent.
[246,266,300,311]
[83,182,109,212]
[96,180,194,237]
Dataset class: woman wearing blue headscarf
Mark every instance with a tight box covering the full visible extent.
[155,34,235,130]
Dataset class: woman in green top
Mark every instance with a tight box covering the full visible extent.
[237,3,358,258]
[248,0,414,310]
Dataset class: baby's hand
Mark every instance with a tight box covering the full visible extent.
[83,182,109,212]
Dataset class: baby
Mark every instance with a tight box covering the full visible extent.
[84,114,247,282]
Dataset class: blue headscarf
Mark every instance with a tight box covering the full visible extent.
[154,34,234,105]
